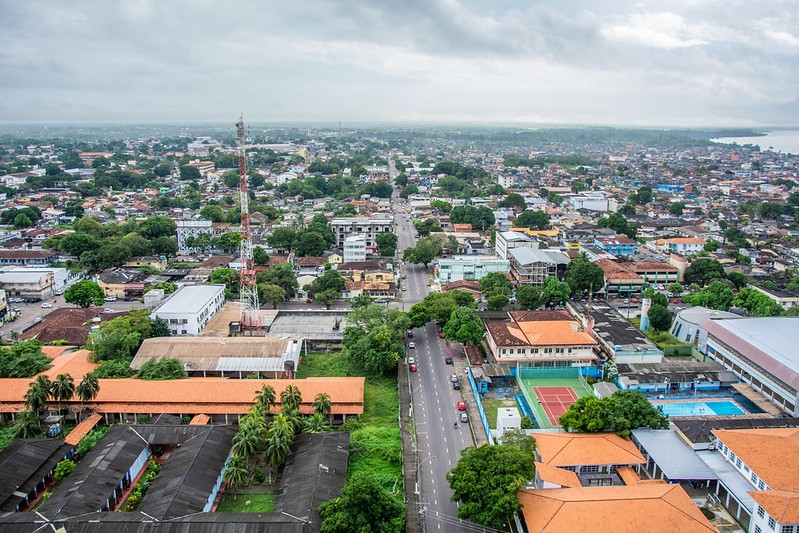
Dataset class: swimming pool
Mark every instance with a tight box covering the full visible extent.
[651,399,746,417]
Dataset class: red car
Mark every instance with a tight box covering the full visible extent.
[409,363,418,372]
[457,401,466,411]
[438,331,445,338]
[673,297,680,304]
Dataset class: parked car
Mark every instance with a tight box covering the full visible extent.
[12,307,20,312]
[409,363,418,372]
[457,401,467,411]
[445,357,453,364]
[104,297,117,302]
[673,297,680,303]
[460,412,469,423]
[41,303,52,308]
[453,381,461,390]
[438,331,445,338]
[450,374,458,383]
[407,357,415,365]
[407,330,413,338]
[104,308,115,313]
[408,341,415,349]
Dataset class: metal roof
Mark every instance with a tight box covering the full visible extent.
[0,439,73,512]
[697,450,756,513]
[631,429,717,481]
[153,284,225,315]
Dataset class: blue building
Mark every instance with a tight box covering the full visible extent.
[594,237,637,257]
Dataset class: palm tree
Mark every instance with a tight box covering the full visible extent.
[51,374,75,417]
[255,385,277,413]
[312,392,332,417]
[304,412,329,433]
[24,381,49,414]
[231,424,260,463]
[13,410,42,439]
[223,455,249,500]
[280,405,304,435]
[264,429,292,484]
[280,385,302,412]
[77,373,99,402]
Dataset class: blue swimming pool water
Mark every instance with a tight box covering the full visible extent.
[651,400,746,417]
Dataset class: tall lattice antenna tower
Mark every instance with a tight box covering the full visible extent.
[236,116,260,327]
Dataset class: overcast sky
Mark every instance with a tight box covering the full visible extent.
[1,0,798,126]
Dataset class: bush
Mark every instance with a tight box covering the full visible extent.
[252,468,266,485]
[91,359,135,378]
[54,459,77,482]
[139,357,188,380]
[76,425,110,457]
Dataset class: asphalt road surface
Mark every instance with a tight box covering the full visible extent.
[391,175,484,532]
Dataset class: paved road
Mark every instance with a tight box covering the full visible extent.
[391,178,481,532]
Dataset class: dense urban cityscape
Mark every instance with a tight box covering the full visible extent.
[0,122,796,533]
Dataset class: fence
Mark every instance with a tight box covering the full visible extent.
[466,368,493,444]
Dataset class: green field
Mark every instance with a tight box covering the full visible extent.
[216,492,275,512]
[296,351,402,490]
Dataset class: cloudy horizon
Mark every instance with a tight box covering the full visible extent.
[1,0,798,127]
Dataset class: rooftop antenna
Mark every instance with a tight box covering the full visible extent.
[236,115,260,331]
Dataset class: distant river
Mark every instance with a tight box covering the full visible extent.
[711,130,799,155]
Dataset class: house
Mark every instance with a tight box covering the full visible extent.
[651,237,706,255]
[440,280,481,299]
[0,250,56,266]
[0,438,76,512]
[294,256,326,276]
[21,308,113,345]
[150,284,225,336]
[594,236,637,257]
[97,269,149,299]
[484,310,598,366]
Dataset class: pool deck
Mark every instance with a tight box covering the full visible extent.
[731,383,783,416]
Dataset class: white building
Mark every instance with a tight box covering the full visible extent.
[435,255,510,283]
[343,234,367,263]
[176,220,213,254]
[331,216,394,249]
[0,266,78,293]
[151,284,226,336]
[495,230,538,261]
[568,192,609,212]
[497,175,515,188]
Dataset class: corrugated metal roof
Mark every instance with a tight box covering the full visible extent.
[631,429,717,481]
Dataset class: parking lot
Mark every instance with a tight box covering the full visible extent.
[1,295,145,341]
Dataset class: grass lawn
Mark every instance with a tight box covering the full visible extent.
[0,424,16,452]
[216,492,275,512]
[296,351,402,492]
[481,398,506,429]
[296,352,348,378]
[629,317,690,348]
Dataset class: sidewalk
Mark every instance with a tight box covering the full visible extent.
[452,345,489,447]
[398,361,421,532]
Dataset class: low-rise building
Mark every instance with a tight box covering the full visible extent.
[507,247,569,286]
[594,236,637,257]
[484,310,598,366]
[343,234,367,262]
[151,284,225,336]
[435,255,510,283]
[595,259,645,298]
[0,269,54,301]
[495,230,537,261]
[331,216,394,249]
[97,269,149,299]
[0,250,56,267]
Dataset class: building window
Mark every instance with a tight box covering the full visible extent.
[781,526,795,533]
[752,472,758,484]
[759,507,765,519]
[759,480,766,490]
[769,517,776,529]
[736,458,742,469]
[581,465,600,473]
[755,527,762,533]
[729,452,736,463]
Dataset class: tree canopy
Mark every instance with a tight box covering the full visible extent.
[64,280,105,308]
[443,307,484,345]
[559,390,669,437]
[684,258,726,287]
[446,440,536,528]
[318,472,404,533]
[0,340,51,378]
[514,210,550,229]
[139,357,188,380]
[683,280,734,310]
[565,258,605,296]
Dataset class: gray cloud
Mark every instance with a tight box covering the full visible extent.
[0,0,797,125]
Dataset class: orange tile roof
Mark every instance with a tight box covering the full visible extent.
[535,462,582,488]
[0,376,365,417]
[713,428,799,492]
[517,485,716,533]
[535,432,645,468]
[42,349,98,379]
[749,491,799,524]
[64,413,102,445]
[41,345,73,358]
[189,414,211,425]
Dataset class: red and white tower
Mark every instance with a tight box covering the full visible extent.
[236,116,260,327]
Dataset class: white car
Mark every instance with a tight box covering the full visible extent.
[408,341,415,349]
[104,297,117,302]
[408,357,415,365]
[40,303,53,308]
[104,308,116,313]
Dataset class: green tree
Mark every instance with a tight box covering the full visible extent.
[59,233,102,257]
[704,239,720,252]
[13,213,32,228]
[13,410,42,439]
[499,193,526,210]
[304,412,330,433]
[478,272,513,296]
[223,455,249,500]
[375,232,398,257]
[487,293,509,311]
[152,281,177,294]
[150,317,171,338]
[514,210,550,229]
[316,289,339,309]
[76,373,100,404]
[407,302,432,328]
[252,246,269,266]
[199,204,226,222]
[256,384,277,413]
[294,231,328,256]
[733,288,785,317]
[267,227,297,251]
[399,184,418,198]
[647,305,672,332]
[260,283,285,309]
[684,258,726,287]
[138,216,176,240]
[281,385,303,412]
[210,267,240,295]
[351,294,373,309]
[667,282,684,295]
[565,258,605,296]
[429,199,452,212]
[669,202,685,215]
[24,379,51,413]
[559,391,668,437]
[0,340,52,378]
[446,442,535,529]
[90,359,135,378]
[139,357,188,380]
[543,276,571,306]
[64,280,105,308]
[726,271,748,290]
[311,270,346,294]
[683,280,735,311]
[516,285,547,310]
[443,307,484,345]
[179,165,201,180]
[54,459,77,482]
[403,237,441,269]
[88,310,154,361]
[312,392,332,416]
[318,472,405,533]
[50,373,75,415]
[256,263,298,298]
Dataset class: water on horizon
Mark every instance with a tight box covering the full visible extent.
[712,130,799,155]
